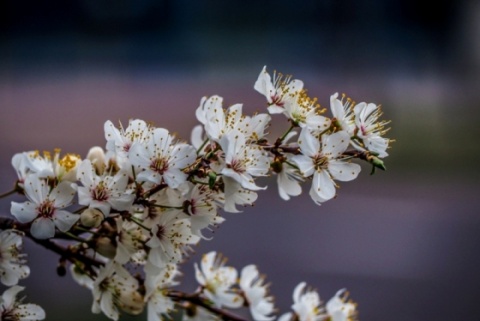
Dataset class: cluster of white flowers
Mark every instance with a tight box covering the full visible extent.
[0,67,391,321]
[278,282,357,321]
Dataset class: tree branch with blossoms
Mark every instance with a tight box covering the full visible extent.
[0,66,391,321]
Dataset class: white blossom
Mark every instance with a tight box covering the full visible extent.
[0,286,45,321]
[240,265,275,321]
[11,150,80,184]
[194,251,243,308]
[276,161,303,201]
[145,264,180,321]
[284,90,331,133]
[77,159,135,217]
[114,217,148,265]
[180,183,225,239]
[146,211,199,268]
[104,119,153,161]
[221,177,258,213]
[10,175,78,239]
[129,128,196,188]
[330,93,355,135]
[325,289,358,321]
[70,264,95,290]
[91,262,144,320]
[0,230,29,286]
[292,130,360,204]
[279,282,325,321]
[219,131,269,191]
[196,95,271,143]
[254,66,304,114]
[353,102,390,158]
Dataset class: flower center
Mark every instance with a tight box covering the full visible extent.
[58,153,80,172]
[92,184,109,201]
[156,225,166,241]
[270,94,284,107]
[122,143,131,153]
[313,155,329,171]
[183,199,196,215]
[227,158,246,173]
[37,200,55,218]
[150,158,169,174]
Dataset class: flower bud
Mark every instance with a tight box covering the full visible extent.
[87,146,106,175]
[57,260,67,277]
[118,289,144,315]
[80,208,104,228]
[95,236,116,259]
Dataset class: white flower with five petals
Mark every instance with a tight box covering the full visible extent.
[146,211,199,268]
[10,175,78,239]
[219,131,269,191]
[129,128,196,188]
[77,159,135,217]
[292,130,360,204]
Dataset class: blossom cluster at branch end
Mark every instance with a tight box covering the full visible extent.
[0,66,393,321]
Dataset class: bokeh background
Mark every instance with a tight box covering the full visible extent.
[1,1,479,320]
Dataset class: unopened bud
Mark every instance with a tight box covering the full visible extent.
[368,155,386,175]
[57,259,67,277]
[270,160,283,173]
[95,236,116,259]
[118,290,144,315]
[208,172,217,189]
[86,146,106,175]
[80,208,104,228]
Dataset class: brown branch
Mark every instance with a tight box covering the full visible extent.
[343,150,386,171]
[167,290,248,321]
[0,216,104,272]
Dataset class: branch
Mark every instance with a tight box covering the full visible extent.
[0,216,104,272]
[167,290,248,321]
[343,150,386,171]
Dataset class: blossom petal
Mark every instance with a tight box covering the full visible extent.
[53,210,79,232]
[312,170,336,201]
[30,218,55,239]
[298,129,319,157]
[169,144,196,169]
[322,131,350,158]
[277,169,302,201]
[254,66,275,103]
[306,115,331,132]
[15,303,46,320]
[291,155,314,177]
[328,161,361,182]
[51,181,75,208]
[23,175,48,205]
[2,285,24,307]
[11,201,37,223]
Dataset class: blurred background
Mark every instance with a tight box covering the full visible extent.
[1,0,479,320]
